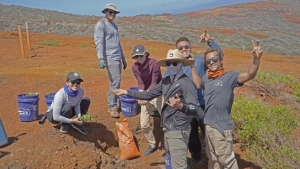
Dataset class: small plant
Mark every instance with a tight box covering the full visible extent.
[79,112,94,122]
[38,40,60,46]
[79,42,93,48]
[26,92,39,96]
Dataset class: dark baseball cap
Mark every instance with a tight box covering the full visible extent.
[132,44,146,57]
[66,72,83,82]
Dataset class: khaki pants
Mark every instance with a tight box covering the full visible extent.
[164,128,191,169]
[140,95,163,148]
[205,125,239,169]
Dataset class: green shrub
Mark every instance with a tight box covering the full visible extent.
[231,96,300,168]
[79,42,93,48]
[250,71,300,102]
[38,40,60,46]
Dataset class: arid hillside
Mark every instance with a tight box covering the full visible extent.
[0,31,299,168]
[0,0,300,55]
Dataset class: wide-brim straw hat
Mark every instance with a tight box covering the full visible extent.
[157,49,194,67]
[101,3,120,14]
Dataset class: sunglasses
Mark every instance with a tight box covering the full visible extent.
[177,45,190,50]
[133,55,144,59]
[166,61,178,67]
[69,80,82,85]
[107,10,117,15]
[205,57,220,64]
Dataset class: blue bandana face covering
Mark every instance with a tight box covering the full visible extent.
[64,84,78,97]
[167,62,183,80]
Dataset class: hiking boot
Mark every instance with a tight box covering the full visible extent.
[143,146,156,156]
[108,109,120,118]
[60,123,69,133]
[71,123,88,135]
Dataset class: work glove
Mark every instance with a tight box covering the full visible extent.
[122,59,127,70]
[98,59,106,69]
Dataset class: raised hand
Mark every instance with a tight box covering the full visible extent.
[166,94,183,110]
[251,40,263,58]
[112,89,127,96]
[199,30,211,43]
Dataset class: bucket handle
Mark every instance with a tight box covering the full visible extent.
[18,99,39,110]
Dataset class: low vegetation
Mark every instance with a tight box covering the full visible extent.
[38,40,60,46]
[231,71,300,168]
[79,42,93,48]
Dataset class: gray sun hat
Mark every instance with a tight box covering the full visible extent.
[101,3,120,14]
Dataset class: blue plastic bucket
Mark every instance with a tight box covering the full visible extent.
[129,87,138,91]
[120,96,138,117]
[45,92,56,108]
[129,87,141,112]
[0,119,8,147]
[165,152,172,169]
[17,94,40,122]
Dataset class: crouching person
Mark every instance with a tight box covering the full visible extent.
[113,49,204,169]
[47,72,90,135]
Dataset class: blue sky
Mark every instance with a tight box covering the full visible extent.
[0,0,261,16]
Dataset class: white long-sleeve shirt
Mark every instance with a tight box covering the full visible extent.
[47,88,84,123]
[94,18,124,63]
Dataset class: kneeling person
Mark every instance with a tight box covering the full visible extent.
[47,72,91,135]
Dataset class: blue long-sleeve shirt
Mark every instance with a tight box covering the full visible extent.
[164,39,224,106]
[94,18,124,63]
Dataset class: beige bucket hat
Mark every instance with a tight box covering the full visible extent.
[157,49,194,67]
[102,3,120,14]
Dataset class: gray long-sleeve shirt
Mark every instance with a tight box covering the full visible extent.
[94,18,124,63]
[47,88,84,123]
[127,74,203,131]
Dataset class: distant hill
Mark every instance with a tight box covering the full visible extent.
[0,0,299,56]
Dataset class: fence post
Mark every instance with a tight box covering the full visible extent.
[25,22,31,50]
[17,24,25,58]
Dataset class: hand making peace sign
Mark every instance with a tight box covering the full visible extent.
[252,40,263,58]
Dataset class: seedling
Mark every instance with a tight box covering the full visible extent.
[79,112,94,122]
[26,92,39,96]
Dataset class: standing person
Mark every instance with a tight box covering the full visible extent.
[113,49,204,169]
[47,72,91,135]
[94,3,127,118]
[164,31,223,163]
[191,40,263,168]
[131,44,163,156]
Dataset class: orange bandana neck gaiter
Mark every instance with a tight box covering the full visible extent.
[207,68,226,79]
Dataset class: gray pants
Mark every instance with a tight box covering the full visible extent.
[106,59,121,110]
[165,127,191,169]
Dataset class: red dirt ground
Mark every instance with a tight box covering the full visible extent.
[0,31,299,168]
